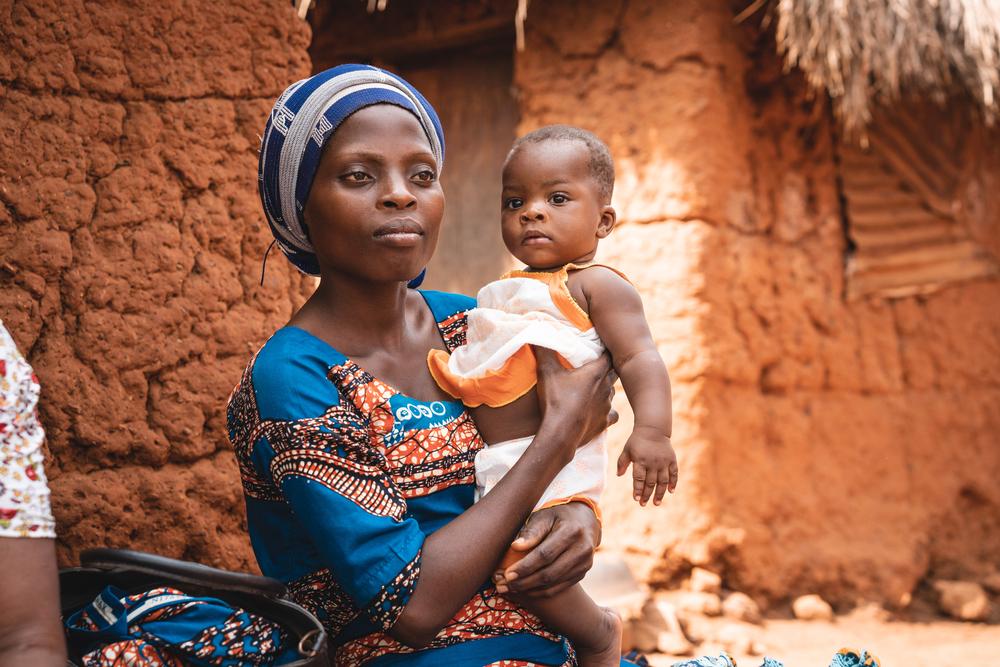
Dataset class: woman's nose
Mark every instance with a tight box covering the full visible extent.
[379,175,417,209]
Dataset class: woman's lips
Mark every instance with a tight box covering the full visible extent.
[374,219,424,247]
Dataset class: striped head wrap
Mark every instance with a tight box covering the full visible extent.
[258,64,445,283]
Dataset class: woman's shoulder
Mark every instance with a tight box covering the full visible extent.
[249,327,348,422]
[418,290,475,322]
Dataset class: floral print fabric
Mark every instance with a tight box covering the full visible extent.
[0,320,56,538]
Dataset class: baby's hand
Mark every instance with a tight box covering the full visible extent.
[616,425,678,506]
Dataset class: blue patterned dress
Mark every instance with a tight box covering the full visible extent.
[226,291,576,666]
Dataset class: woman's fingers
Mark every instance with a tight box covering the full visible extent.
[506,540,590,596]
[504,508,592,591]
[508,509,555,554]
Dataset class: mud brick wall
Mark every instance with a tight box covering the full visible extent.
[518,0,1000,605]
[0,0,312,569]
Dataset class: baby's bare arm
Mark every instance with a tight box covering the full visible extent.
[572,267,672,437]
[571,266,677,504]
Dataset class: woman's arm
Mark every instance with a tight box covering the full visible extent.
[0,537,67,667]
[391,348,615,647]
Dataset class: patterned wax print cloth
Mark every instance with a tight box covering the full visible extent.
[671,648,881,667]
[0,320,56,538]
[227,290,638,666]
[829,648,881,666]
[672,655,784,667]
[65,586,292,666]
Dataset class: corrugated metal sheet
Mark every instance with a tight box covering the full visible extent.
[839,110,998,299]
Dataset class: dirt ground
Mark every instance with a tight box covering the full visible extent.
[649,616,1000,667]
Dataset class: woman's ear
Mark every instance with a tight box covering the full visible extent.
[596,206,617,238]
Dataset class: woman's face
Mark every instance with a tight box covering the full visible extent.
[303,104,444,284]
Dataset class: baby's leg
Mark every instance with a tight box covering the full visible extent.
[511,583,621,667]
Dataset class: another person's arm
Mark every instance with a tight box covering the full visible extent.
[579,267,677,505]
[0,323,67,666]
[0,538,66,667]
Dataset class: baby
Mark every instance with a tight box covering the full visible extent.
[428,125,677,665]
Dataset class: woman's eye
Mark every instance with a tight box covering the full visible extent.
[504,198,523,210]
[414,169,437,182]
[344,171,371,182]
[550,193,569,204]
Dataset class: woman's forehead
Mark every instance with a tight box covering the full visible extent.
[331,104,432,149]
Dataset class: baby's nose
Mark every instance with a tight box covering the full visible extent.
[520,206,546,222]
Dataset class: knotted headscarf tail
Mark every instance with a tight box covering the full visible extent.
[258,64,446,284]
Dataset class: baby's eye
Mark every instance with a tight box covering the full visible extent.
[504,198,524,210]
[550,193,569,204]
[413,169,437,183]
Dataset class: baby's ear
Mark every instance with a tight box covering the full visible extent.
[596,205,617,238]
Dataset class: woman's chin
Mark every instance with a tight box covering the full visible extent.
[369,262,427,285]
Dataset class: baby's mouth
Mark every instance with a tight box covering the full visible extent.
[522,230,551,245]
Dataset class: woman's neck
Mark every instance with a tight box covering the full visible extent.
[292,271,414,353]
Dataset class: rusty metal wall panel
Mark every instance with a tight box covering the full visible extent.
[839,110,998,299]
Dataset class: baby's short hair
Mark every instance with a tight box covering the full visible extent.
[508,125,615,203]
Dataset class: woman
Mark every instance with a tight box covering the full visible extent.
[227,65,624,665]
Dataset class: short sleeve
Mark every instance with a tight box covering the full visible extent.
[0,322,56,539]
[419,290,475,352]
[250,331,424,630]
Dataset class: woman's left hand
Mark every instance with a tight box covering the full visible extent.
[497,501,601,597]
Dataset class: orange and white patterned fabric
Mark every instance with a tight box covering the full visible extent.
[0,320,56,538]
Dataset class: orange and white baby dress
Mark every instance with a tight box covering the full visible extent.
[428,263,626,514]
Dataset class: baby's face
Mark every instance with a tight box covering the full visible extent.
[500,140,612,269]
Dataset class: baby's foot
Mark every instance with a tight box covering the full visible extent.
[576,607,622,667]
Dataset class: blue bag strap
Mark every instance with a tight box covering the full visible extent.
[65,585,130,640]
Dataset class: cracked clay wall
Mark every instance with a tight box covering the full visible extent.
[0,0,312,569]
[518,0,1000,606]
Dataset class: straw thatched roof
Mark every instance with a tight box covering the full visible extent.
[771,0,1000,132]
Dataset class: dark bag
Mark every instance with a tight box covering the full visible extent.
[60,548,328,667]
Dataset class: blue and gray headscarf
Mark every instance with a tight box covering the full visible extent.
[258,64,446,283]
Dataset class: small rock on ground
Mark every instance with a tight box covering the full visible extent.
[792,594,833,621]
[689,567,722,594]
[933,580,991,622]
[722,592,762,624]
[672,591,723,617]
